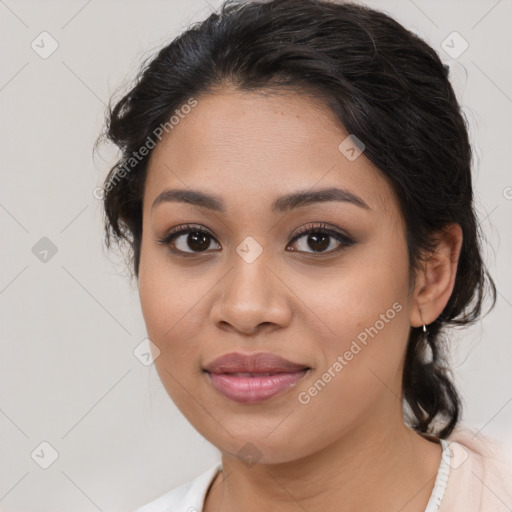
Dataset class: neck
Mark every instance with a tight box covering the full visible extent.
[204,408,442,512]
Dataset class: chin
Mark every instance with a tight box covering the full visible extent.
[204,426,316,466]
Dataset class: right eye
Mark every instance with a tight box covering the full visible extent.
[156,224,221,255]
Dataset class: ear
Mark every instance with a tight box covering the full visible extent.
[410,223,463,328]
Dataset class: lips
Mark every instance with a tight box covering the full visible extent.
[203,351,309,374]
[203,352,311,404]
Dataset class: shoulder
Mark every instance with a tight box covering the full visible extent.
[134,461,222,512]
[439,425,512,512]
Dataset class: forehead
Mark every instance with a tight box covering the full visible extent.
[143,87,399,219]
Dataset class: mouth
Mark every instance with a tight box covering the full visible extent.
[202,351,311,404]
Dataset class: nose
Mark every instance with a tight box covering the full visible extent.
[210,255,293,336]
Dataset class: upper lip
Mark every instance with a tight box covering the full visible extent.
[203,352,310,374]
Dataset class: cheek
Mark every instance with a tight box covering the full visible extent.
[291,295,409,453]
[298,232,410,341]
[294,233,411,405]
[139,279,202,362]
[138,269,205,416]
[138,246,205,383]
[138,232,207,338]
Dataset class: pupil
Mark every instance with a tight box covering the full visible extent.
[189,232,209,251]
[308,233,329,252]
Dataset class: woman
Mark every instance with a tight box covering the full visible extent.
[97,0,512,510]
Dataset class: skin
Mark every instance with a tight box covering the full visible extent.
[137,86,463,512]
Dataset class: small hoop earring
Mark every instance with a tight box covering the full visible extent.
[419,310,428,334]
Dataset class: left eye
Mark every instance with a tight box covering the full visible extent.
[287,224,354,254]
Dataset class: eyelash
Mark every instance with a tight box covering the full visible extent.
[156,222,354,257]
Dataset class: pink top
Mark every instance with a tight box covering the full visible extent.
[437,426,512,511]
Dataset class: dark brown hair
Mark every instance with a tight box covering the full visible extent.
[96,0,496,438]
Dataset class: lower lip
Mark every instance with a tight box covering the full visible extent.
[205,370,309,404]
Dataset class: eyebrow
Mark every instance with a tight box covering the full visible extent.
[151,186,370,213]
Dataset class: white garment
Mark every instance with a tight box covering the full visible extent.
[135,439,454,512]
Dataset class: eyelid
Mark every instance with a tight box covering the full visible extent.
[290,222,352,243]
[159,223,214,241]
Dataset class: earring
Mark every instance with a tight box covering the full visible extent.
[420,309,427,334]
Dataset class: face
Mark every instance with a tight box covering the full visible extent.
[138,86,415,464]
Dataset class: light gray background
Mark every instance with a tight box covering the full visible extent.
[1,0,511,510]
